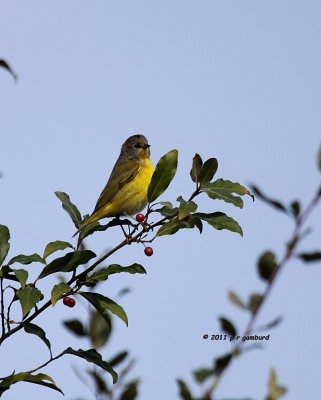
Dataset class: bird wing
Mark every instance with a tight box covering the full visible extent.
[93,160,140,213]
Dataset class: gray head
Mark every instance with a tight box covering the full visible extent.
[120,134,151,160]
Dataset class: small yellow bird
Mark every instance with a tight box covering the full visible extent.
[77,134,154,236]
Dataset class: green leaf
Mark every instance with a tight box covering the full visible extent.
[13,269,28,289]
[38,250,96,280]
[190,153,203,183]
[193,367,215,383]
[219,317,237,336]
[0,372,63,396]
[202,179,246,208]
[258,251,277,281]
[177,379,193,400]
[267,368,287,399]
[62,347,117,383]
[298,251,321,263]
[158,204,179,217]
[63,319,87,336]
[51,282,72,305]
[177,196,198,220]
[23,322,52,355]
[80,291,128,326]
[43,240,74,259]
[248,293,263,314]
[156,219,188,236]
[0,224,10,266]
[228,290,246,310]
[250,185,287,213]
[85,263,146,286]
[55,191,82,228]
[199,158,218,184]
[89,310,111,349]
[148,149,178,202]
[119,379,139,400]
[194,212,243,236]
[108,351,128,367]
[17,286,42,318]
[8,253,45,266]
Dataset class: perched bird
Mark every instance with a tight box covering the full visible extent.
[76,134,154,237]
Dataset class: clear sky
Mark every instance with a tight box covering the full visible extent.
[1,1,321,399]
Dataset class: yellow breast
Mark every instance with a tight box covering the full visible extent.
[103,158,154,218]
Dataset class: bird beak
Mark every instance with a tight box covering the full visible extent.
[142,144,150,149]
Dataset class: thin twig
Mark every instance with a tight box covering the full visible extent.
[202,188,321,399]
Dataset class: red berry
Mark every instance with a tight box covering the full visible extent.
[136,213,145,223]
[63,296,76,308]
[144,246,153,257]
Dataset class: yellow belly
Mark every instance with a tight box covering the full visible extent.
[95,158,154,219]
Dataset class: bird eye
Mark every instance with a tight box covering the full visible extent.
[133,144,140,149]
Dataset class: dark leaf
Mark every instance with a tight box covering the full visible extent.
[0,59,17,81]
[0,224,10,266]
[88,370,108,394]
[258,251,277,281]
[80,291,128,326]
[214,353,233,374]
[177,379,193,400]
[85,263,146,286]
[289,201,300,218]
[43,240,74,259]
[119,379,139,400]
[156,218,196,237]
[219,317,237,336]
[257,316,283,332]
[199,158,218,184]
[193,367,215,384]
[0,265,18,282]
[63,319,87,337]
[8,253,45,266]
[194,212,243,236]
[148,149,178,202]
[190,153,203,183]
[0,372,63,396]
[108,351,128,367]
[17,286,42,318]
[89,310,111,349]
[248,293,263,314]
[228,291,246,310]
[317,144,321,173]
[62,347,117,383]
[298,251,321,263]
[55,191,82,228]
[38,250,96,280]
[51,282,72,305]
[23,322,52,355]
[250,185,287,213]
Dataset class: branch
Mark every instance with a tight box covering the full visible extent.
[202,187,321,399]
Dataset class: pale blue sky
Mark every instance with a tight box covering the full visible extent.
[1,1,321,399]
